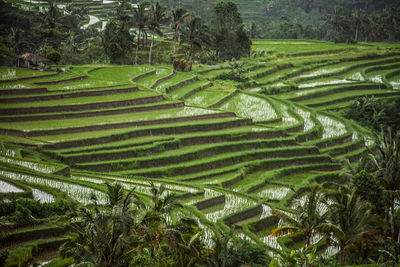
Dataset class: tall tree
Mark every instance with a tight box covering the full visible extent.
[60,183,143,266]
[60,183,188,266]
[180,16,210,60]
[370,128,400,241]
[170,7,190,57]
[271,185,329,250]
[148,2,167,65]
[211,1,251,60]
[133,1,150,64]
[42,0,61,29]
[322,186,379,265]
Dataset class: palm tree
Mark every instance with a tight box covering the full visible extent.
[166,217,206,267]
[42,0,61,29]
[7,27,28,55]
[133,1,150,64]
[135,183,183,264]
[209,226,235,267]
[60,183,143,267]
[148,2,167,65]
[170,7,190,57]
[271,185,329,251]
[370,128,400,241]
[348,128,400,241]
[322,186,378,265]
[180,16,210,60]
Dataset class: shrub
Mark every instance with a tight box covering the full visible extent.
[216,58,248,82]
[0,197,72,226]
[173,58,192,71]
[353,170,387,215]
[226,237,270,267]
[0,43,16,67]
[46,49,61,64]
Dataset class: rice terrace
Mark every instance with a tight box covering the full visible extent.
[1,0,400,266]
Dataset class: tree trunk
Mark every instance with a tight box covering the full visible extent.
[149,32,155,65]
[172,28,178,58]
[339,245,344,265]
[177,25,181,46]
[355,26,358,42]
[390,194,395,239]
[173,36,177,58]
[135,29,140,65]
[143,29,148,49]
[189,41,193,61]
[397,225,400,243]
[173,26,178,57]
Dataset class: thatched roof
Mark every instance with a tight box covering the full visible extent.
[19,53,51,63]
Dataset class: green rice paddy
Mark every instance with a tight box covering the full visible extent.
[1,40,400,259]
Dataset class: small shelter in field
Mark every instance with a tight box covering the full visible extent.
[17,53,52,69]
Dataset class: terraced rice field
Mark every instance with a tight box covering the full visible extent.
[1,40,400,263]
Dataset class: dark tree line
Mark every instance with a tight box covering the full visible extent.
[1,0,250,66]
[249,0,400,42]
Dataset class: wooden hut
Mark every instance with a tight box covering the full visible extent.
[17,53,52,69]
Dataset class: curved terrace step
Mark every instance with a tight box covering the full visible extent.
[319,138,365,157]
[34,75,88,85]
[115,147,326,177]
[42,117,253,150]
[0,94,165,115]
[0,86,139,103]
[73,138,301,171]
[0,112,238,137]
[285,83,382,102]
[289,56,400,84]
[0,225,65,249]
[0,87,48,95]
[302,90,400,108]
[0,71,59,83]
[61,133,295,163]
[0,101,184,122]
[169,80,211,100]
[52,125,287,156]
[135,154,334,182]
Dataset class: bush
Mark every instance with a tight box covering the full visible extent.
[173,58,192,71]
[353,170,387,215]
[0,42,16,67]
[0,197,72,226]
[227,237,270,267]
[216,58,248,82]
[46,49,61,64]
[344,96,400,131]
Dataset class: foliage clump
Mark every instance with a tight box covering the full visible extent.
[173,58,192,71]
[216,58,248,82]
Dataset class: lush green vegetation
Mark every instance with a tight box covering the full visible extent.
[0,39,399,265]
[1,0,400,266]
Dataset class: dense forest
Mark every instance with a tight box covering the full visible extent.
[1,0,399,66]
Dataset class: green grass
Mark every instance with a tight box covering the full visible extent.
[32,117,243,143]
[88,65,154,83]
[0,90,160,109]
[0,106,221,131]
[2,40,400,254]
[0,67,57,80]
[52,125,282,155]
[220,93,278,122]
[169,80,207,100]
[299,89,398,106]
[185,88,232,107]
[75,138,299,170]
[154,72,194,92]
[136,68,171,89]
